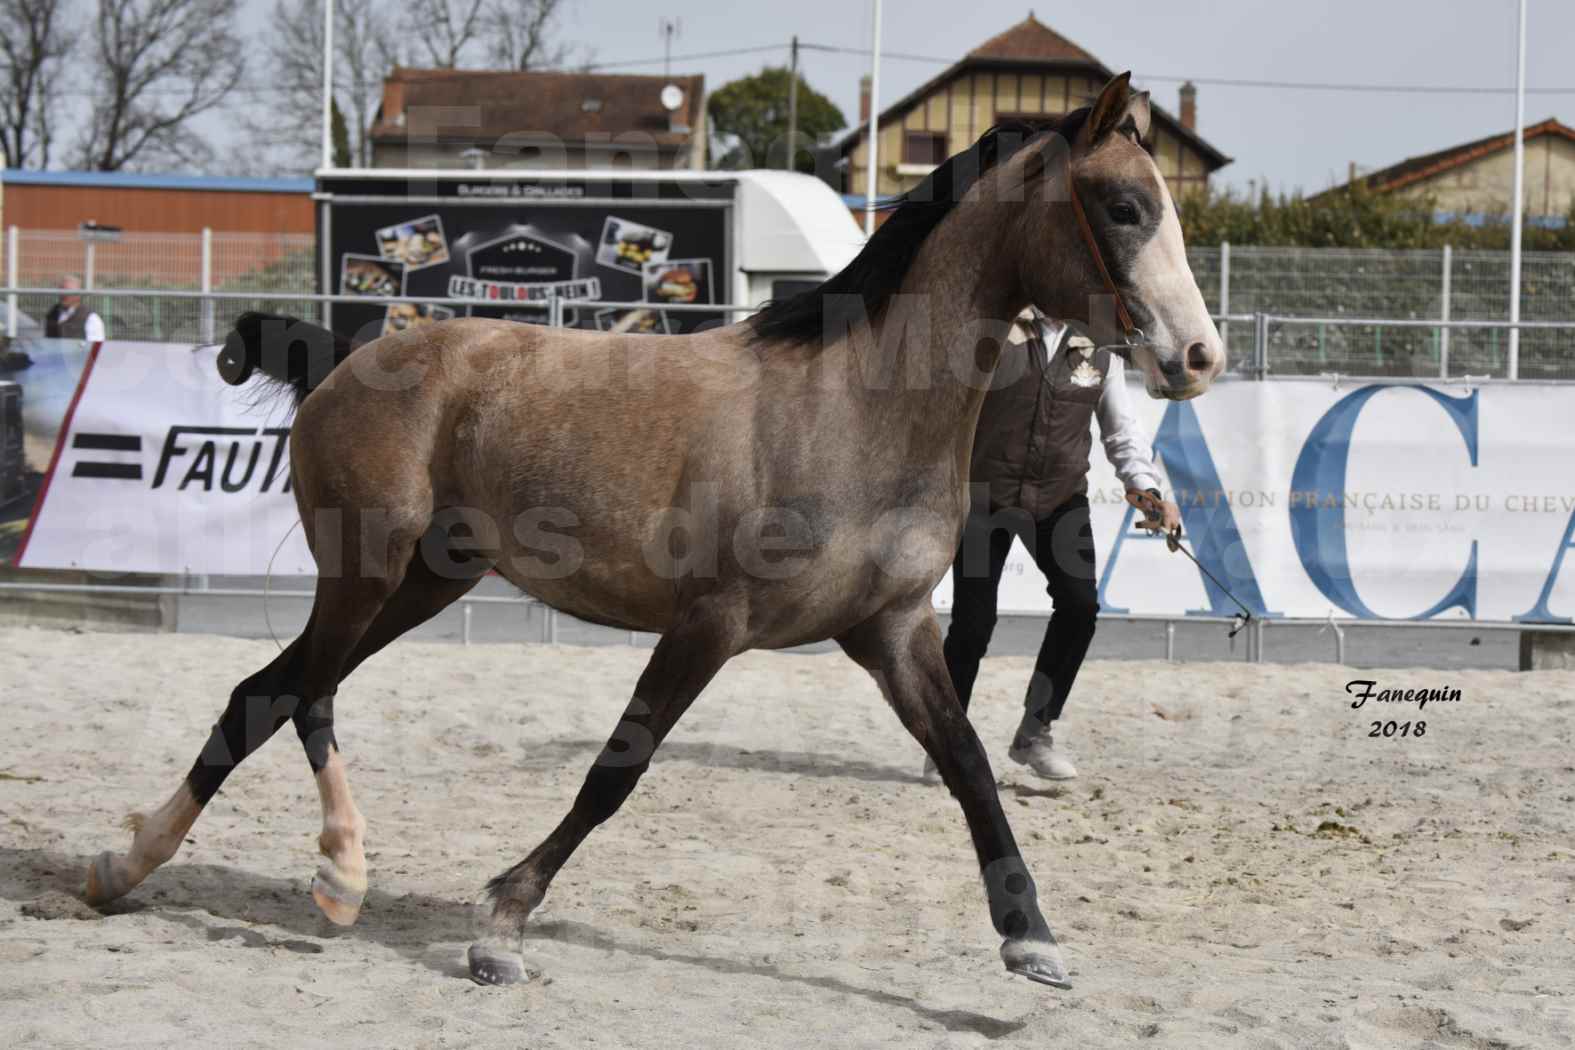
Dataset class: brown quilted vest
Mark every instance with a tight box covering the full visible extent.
[969,329,1111,519]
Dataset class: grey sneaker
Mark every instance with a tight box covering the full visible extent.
[1007,730,1078,780]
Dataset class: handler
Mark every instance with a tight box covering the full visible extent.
[44,273,106,346]
[938,309,1180,780]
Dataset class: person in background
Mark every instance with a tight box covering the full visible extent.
[936,308,1182,781]
[45,274,106,346]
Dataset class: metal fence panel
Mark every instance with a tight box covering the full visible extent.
[1188,245,1575,380]
[2,228,319,342]
[2,230,1572,374]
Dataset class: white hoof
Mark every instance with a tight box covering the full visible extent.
[1001,937,1071,989]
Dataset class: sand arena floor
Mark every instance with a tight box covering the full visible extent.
[0,626,1570,1049]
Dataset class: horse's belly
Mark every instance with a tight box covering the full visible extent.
[491,516,677,633]
[739,517,959,649]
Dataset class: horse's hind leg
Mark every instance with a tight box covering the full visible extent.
[467,598,741,986]
[85,633,312,906]
[85,512,437,919]
[306,541,492,923]
[837,602,1070,990]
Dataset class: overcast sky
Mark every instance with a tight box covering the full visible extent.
[489,0,1574,196]
[214,0,1574,195]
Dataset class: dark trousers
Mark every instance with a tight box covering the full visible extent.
[941,495,1099,732]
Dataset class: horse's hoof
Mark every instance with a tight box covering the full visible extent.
[83,852,129,906]
[311,868,365,926]
[467,942,530,986]
[1001,937,1072,990]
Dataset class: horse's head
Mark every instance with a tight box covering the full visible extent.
[991,73,1224,400]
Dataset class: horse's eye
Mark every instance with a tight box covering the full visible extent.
[1109,202,1140,225]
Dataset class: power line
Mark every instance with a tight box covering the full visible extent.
[796,41,1575,95]
[1139,74,1575,96]
[585,42,786,70]
[798,42,953,65]
[32,39,1575,100]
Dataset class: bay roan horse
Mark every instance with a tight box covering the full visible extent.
[86,73,1223,989]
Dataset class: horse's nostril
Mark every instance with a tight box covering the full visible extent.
[1185,342,1215,374]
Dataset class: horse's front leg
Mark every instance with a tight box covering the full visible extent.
[468,596,742,986]
[838,603,1070,989]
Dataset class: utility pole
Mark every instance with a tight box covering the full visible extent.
[1507,0,1527,380]
[786,35,800,172]
[863,0,883,235]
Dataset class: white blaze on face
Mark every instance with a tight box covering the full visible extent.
[1128,167,1224,398]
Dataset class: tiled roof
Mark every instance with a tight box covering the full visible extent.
[967,14,1100,64]
[370,67,705,147]
[836,16,1229,171]
[1355,118,1575,194]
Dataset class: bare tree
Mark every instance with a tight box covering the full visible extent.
[0,0,73,168]
[488,0,573,71]
[246,0,397,171]
[241,0,322,171]
[402,0,487,69]
[334,0,398,165]
[77,0,246,170]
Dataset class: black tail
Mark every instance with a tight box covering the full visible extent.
[217,311,358,407]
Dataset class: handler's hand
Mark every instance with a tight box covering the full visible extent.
[1126,489,1182,550]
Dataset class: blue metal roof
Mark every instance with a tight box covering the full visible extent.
[1,169,312,193]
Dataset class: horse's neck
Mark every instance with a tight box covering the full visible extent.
[860,205,1023,451]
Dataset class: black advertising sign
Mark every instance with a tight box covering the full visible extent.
[321,178,731,343]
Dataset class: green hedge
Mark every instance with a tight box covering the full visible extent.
[1177,183,1575,252]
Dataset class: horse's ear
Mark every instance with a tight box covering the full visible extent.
[1088,72,1135,143]
[1124,90,1152,144]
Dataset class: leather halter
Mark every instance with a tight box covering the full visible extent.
[1064,156,1143,347]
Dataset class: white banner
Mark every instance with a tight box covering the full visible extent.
[14,352,1575,624]
[934,379,1575,623]
[15,342,315,575]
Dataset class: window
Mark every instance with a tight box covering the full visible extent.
[771,279,820,301]
[902,132,948,167]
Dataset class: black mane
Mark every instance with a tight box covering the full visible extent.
[751,109,1090,346]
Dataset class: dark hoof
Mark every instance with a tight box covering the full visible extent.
[467,943,529,986]
[1001,938,1072,990]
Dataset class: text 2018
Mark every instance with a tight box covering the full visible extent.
[1369,720,1426,738]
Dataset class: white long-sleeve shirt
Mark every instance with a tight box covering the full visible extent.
[1039,319,1163,494]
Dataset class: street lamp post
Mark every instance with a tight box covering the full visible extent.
[1507,0,1527,380]
[863,0,883,236]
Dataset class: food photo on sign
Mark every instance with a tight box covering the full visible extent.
[382,303,455,336]
[643,258,712,307]
[596,216,674,274]
[594,307,670,335]
[339,254,404,298]
[375,214,451,270]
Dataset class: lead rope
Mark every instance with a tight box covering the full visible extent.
[1137,500,1255,640]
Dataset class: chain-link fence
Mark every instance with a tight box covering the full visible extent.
[1188,244,1575,379]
